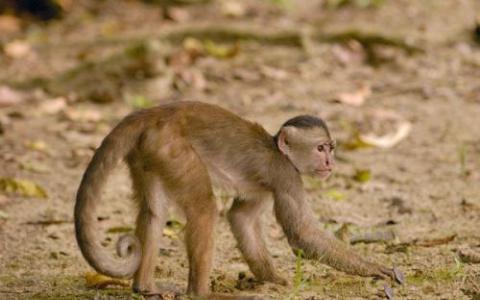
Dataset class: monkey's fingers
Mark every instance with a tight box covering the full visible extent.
[383,284,394,300]
[393,266,405,285]
[370,265,395,281]
[376,265,404,285]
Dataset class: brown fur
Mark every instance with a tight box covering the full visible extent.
[74,101,395,299]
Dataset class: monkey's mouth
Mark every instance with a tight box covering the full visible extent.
[314,169,332,177]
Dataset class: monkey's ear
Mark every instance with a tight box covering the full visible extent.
[277,127,291,155]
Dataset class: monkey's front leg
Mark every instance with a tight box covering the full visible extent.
[273,191,397,281]
[228,198,288,286]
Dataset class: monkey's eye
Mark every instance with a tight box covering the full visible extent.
[317,145,325,152]
[329,140,336,151]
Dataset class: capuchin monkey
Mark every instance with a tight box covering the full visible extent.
[75,101,400,299]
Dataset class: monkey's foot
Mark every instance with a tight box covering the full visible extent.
[133,282,181,299]
[262,274,289,286]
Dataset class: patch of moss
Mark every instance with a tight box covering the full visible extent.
[306,277,369,298]
[407,263,465,286]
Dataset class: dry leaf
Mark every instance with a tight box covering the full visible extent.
[359,121,412,148]
[63,108,103,122]
[0,86,26,107]
[331,41,365,65]
[25,219,71,226]
[260,66,288,81]
[415,234,456,247]
[4,40,31,58]
[324,189,346,201]
[0,210,9,220]
[163,227,179,239]
[335,85,371,106]
[163,217,184,239]
[20,160,51,174]
[353,169,371,183]
[204,40,239,59]
[106,226,133,234]
[350,229,396,244]
[175,69,207,91]
[167,7,191,22]
[39,97,67,115]
[84,272,130,289]
[0,177,47,199]
[26,140,49,153]
[221,1,247,18]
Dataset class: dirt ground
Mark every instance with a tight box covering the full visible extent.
[1,0,480,299]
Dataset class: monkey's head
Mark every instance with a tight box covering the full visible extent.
[274,115,336,179]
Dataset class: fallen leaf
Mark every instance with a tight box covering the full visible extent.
[0,177,48,198]
[331,41,365,65]
[183,37,204,57]
[359,121,412,148]
[175,69,207,91]
[204,40,239,59]
[63,107,103,122]
[166,218,184,229]
[167,7,191,22]
[335,85,371,106]
[163,227,179,239]
[106,226,133,234]
[342,133,373,150]
[26,140,49,153]
[39,97,67,115]
[221,1,247,18]
[84,272,130,289]
[4,40,31,58]
[0,210,9,220]
[324,189,346,201]
[415,234,457,247]
[25,219,71,226]
[260,66,289,81]
[353,169,371,183]
[20,161,52,174]
[0,86,26,107]
[126,95,154,109]
[163,217,184,239]
[350,229,396,244]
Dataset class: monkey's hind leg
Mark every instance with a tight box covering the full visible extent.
[129,168,168,295]
[155,139,218,297]
[228,198,288,286]
[180,179,218,296]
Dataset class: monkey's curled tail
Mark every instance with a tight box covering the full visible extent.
[74,121,143,278]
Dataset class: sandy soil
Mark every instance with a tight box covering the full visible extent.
[1,1,480,299]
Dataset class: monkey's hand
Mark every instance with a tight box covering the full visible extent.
[351,261,404,285]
